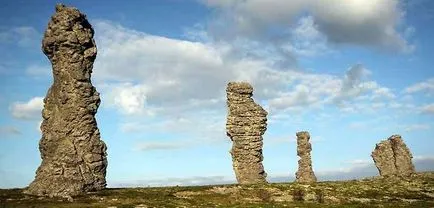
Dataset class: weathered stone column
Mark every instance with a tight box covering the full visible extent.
[295,131,317,183]
[372,135,415,177]
[24,4,107,198]
[226,82,267,184]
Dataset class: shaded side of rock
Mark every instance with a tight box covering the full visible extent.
[226,82,267,184]
[295,131,317,183]
[24,4,107,198]
[371,135,415,177]
[390,135,415,176]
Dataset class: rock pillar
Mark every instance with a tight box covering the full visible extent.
[25,4,107,197]
[226,82,267,184]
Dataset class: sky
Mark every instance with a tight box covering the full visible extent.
[0,0,434,188]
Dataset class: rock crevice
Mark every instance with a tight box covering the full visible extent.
[24,4,107,198]
[371,135,415,177]
[226,82,267,184]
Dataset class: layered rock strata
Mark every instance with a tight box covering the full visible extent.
[295,131,317,183]
[226,82,267,184]
[25,4,107,197]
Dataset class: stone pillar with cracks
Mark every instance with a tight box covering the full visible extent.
[226,82,267,184]
[372,135,415,177]
[24,4,107,198]
[295,131,317,183]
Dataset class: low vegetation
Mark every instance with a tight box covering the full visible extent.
[1,172,433,208]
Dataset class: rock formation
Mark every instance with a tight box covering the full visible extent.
[295,131,317,183]
[371,135,415,177]
[24,4,107,197]
[226,82,267,184]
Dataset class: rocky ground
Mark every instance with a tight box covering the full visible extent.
[1,172,433,208]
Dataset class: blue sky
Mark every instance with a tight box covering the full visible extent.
[1,0,434,188]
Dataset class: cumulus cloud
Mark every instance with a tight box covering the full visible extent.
[404,78,434,94]
[266,64,391,113]
[87,20,407,155]
[92,21,398,118]
[105,83,151,115]
[93,20,234,115]
[333,64,373,104]
[282,15,332,57]
[9,97,44,120]
[202,0,414,53]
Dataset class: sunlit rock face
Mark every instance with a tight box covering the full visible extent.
[24,4,107,198]
[295,131,317,183]
[226,82,267,184]
[372,135,415,177]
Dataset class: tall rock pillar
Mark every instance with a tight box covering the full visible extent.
[226,82,267,184]
[25,4,107,197]
[295,131,317,183]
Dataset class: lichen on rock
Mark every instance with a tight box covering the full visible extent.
[226,82,267,184]
[371,135,415,177]
[295,131,317,183]
[24,4,107,198]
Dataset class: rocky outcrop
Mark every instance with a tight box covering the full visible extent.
[24,4,107,198]
[295,131,317,183]
[371,135,415,177]
[226,82,267,184]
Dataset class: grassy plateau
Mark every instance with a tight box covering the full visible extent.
[1,172,433,208]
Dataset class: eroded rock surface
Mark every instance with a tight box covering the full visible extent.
[226,82,267,184]
[371,135,415,177]
[295,131,317,183]
[24,4,107,197]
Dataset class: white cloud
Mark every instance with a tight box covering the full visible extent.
[9,97,44,120]
[93,20,234,115]
[268,84,320,111]
[348,122,369,130]
[105,83,151,115]
[266,64,393,114]
[202,0,414,53]
[283,15,332,57]
[421,104,434,114]
[333,64,373,104]
[88,20,411,156]
[344,159,372,166]
[124,112,227,148]
[93,21,397,119]
[404,78,434,94]
[0,26,41,48]
[25,65,51,77]
[0,126,21,136]
[402,124,430,132]
[371,87,396,100]
[134,141,188,151]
